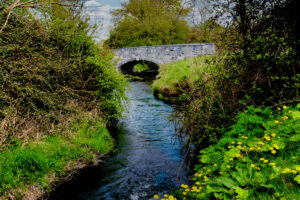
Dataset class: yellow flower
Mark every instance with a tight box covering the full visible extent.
[237,145,242,149]
[275,120,280,124]
[164,194,168,198]
[256,167,261,171]
[228,145,232,149]
[292,170,297,174]
[270,162,276,166]
[281,168,292,174]
[273,144,280,150]
[271,150,277,154]
[249,147,254,151]
[229,158,234,161]
[289,110,292,113]
[237,142,242,145]
[250,164,256,168]
[213,163,218,167]
[181,184,188,189]
[207,169,211,172]
[271,133,276,137]
[277,107,281,110]
[185,189,190,192]
[260,158,265,161]
[264,159,269,163]
[168,196,175,200]
[282,116,288,120]
[182,192,187,195]
[295,166,300,171]
[227,165,231,169]
[231,141,235,144]
[235,153,241,158]
[264,136,271,141]
[257,142,265,145]
[257,147,262,151]
[196,181,200,185]
[283,106,287,110]
[204,176,208,179]
[154,194,159,199]
[269,147,274,150]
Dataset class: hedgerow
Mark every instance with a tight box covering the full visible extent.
[0,1,127,147]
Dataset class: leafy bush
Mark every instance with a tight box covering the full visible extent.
[0,2,127,146]
[155,105,300,200]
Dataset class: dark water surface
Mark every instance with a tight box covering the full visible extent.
[50,82,189,200]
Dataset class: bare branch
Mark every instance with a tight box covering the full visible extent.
[0,0,20,34]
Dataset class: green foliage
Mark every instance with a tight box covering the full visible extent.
[0,115,114,196]
[105,0,190,48]
[186,19,239,51]
[0,1,127,145]
[173,105,300,200]
[134,63,149,72]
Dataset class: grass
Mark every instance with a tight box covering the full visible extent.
[0,115,114,197]
[152,56,215,95]
[134,63,149,72]
[154,104,300,200]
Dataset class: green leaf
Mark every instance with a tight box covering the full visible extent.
[234,187,249,199]
[289,134,300,142]
[292,111,300,120]
[200,154,211,164]
[231,168,248,186]
[206,185,227,193]
[215,176,239,188]
[223,148,240,162]
[294,175,300,184]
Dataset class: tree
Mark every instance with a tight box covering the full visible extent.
[105,0,191,48]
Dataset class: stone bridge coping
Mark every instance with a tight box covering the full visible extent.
[114,43,215,50]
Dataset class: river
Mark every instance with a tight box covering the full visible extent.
[50,81,189,200]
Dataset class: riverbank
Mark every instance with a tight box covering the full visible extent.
[151,49,299,199]
[0,109,115,200]
[153,105,300,200]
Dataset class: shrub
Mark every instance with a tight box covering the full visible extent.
[156,105,300,200]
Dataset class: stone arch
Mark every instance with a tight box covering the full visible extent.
[117,59,160,78]
[115,58,162,72]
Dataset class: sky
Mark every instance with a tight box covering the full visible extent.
[83,0,125,42]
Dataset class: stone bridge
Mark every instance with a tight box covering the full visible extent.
[114,43,215,73]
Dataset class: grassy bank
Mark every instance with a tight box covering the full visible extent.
[0,110,114,199]
[152,56,215,102]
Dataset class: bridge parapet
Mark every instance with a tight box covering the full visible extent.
[114,43,215,70]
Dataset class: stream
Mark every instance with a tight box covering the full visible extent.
[50,81,189,200]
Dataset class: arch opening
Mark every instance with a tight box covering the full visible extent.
[119,60,159,80]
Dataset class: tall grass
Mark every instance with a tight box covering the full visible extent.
[0,115,114,197]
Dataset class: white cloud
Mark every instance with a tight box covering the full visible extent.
[84,1,120,41]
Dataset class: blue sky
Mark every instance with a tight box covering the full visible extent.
[84,0,125,41]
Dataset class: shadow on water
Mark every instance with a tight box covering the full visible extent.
[48,81,191,200]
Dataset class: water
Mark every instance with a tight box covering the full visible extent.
[51,81,189,200]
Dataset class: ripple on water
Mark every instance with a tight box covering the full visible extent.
[75,82,189,200]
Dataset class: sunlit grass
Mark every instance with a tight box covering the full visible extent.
[0,118,114,196]
[152,56,215,94]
